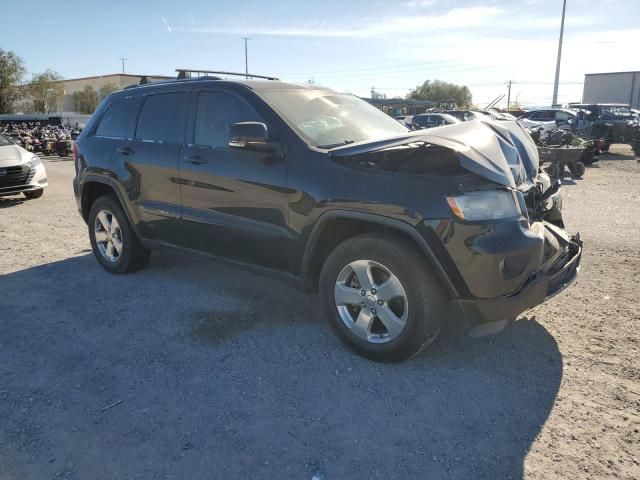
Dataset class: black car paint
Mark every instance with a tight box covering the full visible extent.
[74,79,581,327]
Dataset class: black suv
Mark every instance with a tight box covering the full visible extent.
[73,72,582,361]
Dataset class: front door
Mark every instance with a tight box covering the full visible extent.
[178,90,291,270]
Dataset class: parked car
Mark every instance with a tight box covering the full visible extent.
[569,103,638,147]
[440,110,483,122]
[411,113,461,129]
[394,115,413,126]
[518,108,577,130]
[73,74,582,361]
[0,132,47,199]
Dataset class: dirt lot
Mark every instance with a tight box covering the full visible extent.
[1,149,639,479]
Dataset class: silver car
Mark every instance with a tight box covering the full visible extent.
[0,132,48,199]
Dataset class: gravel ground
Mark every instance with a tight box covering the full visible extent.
[0,148,638,479]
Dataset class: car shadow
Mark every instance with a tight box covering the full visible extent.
[0,253,562,479]
[0,196,24,208]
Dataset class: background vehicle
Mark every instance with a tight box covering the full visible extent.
[518,108,577,130]
[569,103,638,149]
[439,110,484,122]
[0,132,48,199]
[74,72,581,361]
[394,115,413,126]
[410,113,460,129]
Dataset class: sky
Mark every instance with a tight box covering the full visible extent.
[3,0,639,108]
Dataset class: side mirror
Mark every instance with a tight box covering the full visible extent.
[228,122,277,153]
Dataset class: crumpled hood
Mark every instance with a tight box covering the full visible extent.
[0,144,30,167]
[330,120,539,188]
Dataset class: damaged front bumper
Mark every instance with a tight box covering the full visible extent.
[456,233,582,325]
[418,216,583,328]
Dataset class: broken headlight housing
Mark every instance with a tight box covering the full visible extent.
[446,190,521,222]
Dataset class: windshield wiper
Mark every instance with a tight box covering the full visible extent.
[318,139,358,149]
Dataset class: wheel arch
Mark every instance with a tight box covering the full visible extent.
[80,176,138,230]
[299,210,460,298]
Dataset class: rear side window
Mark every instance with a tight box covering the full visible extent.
[95,98,139,138]
[136,92,189,143]
[194,92,261,148]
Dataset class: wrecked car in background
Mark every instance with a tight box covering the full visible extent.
[74,77,582,360]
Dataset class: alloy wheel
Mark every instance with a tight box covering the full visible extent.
[94,209,123,263]
[334,259,409,344]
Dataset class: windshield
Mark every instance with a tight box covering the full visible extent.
[0,133,14,146]
[258,89,409,148]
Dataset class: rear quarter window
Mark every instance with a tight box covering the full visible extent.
[95,98,140,138]
[135,92,189,143]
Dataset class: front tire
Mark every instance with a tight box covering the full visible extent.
[88,194,150,274]
[319,233,446,361]
[23,189,44,200]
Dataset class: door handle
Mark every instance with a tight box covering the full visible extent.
[116,146,134,155]
[184,155,207,165]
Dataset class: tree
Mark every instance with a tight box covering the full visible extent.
[98,82,118,100]
[408,79,472,108]
[28,69,64,113]
[0,48,26,113]
[74,85,99,114]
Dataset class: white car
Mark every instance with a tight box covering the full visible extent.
[0,132,48,199]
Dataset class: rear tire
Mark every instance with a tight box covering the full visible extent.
[23,189,44,200]
[88,194,150,274]
[569,161,585,178]
[319,233,446,361]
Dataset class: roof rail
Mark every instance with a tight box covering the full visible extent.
[175,69,279,81]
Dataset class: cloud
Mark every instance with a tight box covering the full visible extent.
[160,16,173,34]
[406,0,436,7]
[178,6,503,38]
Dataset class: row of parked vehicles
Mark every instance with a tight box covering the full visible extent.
[396,104,640,181]
[395,109,518,131]
[0,122,82,158]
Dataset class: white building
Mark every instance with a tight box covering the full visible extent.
[583,71,640,109]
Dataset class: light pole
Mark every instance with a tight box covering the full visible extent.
[241,37,250,78]
[552,0,567,107]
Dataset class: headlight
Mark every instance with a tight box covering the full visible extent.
[26,156,42,168]
[446,190,520,221]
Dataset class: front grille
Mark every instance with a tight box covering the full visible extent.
[0,165,33,188]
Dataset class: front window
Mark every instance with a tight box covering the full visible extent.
[0,133,13,146]
[194,92,262,148]
[258,88,408,148]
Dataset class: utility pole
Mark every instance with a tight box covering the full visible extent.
[119,57,127,74]
[241,37,250,78]
[552,0,567,107]
[506,80,512,111]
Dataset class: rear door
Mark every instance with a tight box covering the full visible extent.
[178,89,291,270]
[125,90,189,241]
